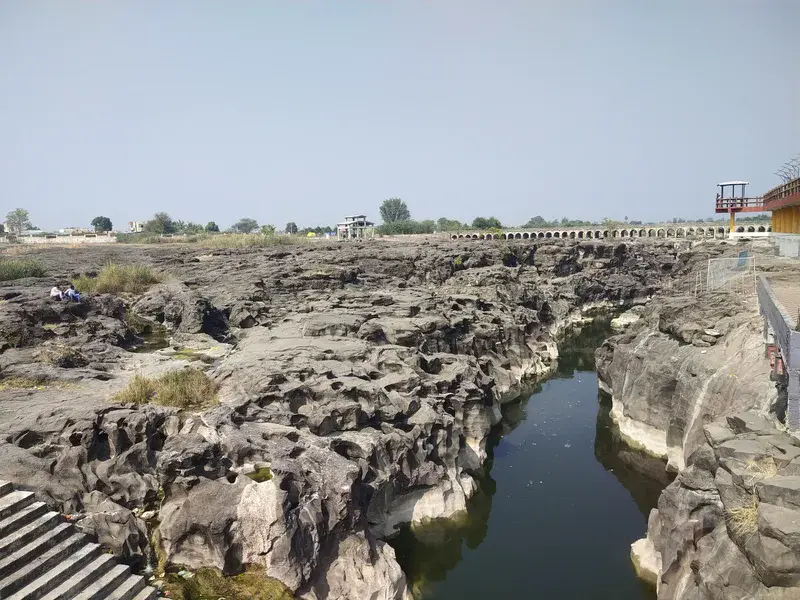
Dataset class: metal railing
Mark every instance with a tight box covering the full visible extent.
[758,276,798,367]
[715,197,765,211]
[757,275,800,429]
[763,177,800,208]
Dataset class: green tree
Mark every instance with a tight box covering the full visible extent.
[6,209,33,236]
[260,224,276,235]
[144,212,176,234]
[437,217,465,232]
[5,208,32,236]
[183,222,204,234]
[601,217,623,228]
[285,221,298,234]
[205,221,220,232]
[376,219,437,235]
[90,216,113,232]
[233,218,259,233]
[379,198,411,223]
[472,216,502,230]
[0,223,4,235]
[523,215,549,228]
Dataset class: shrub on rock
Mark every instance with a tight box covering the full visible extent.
[74,264,162,294]
[114,368,218,409]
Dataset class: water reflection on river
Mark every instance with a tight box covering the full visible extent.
[390,320,670,600]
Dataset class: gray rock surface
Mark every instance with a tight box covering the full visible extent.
[0,239,696,598]
[596,292,776,470]
[639,412,800,599]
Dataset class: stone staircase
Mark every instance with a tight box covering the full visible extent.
[0,480,159,600]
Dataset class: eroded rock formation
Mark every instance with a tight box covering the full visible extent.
[633,412,800,600]
[596,293,776,471]
[0,239,678,598]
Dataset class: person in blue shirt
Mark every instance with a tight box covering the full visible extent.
[65,284,81,302]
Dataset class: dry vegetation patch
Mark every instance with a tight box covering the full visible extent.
[201,234,303,249]
[162,566,294,600]
[0,258,45,281]
[727,494,759,538]
[74,264,163,294]
[114,368,218,409]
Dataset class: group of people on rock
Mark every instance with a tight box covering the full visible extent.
[50,284,81,302]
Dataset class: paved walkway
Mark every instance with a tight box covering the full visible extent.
[765,273,800,328]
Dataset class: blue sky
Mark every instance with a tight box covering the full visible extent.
[1,1,798,231]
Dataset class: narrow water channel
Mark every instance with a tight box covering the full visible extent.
[391,320,670,600]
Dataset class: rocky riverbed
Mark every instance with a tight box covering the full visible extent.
[597,250,800,599]
[0,238,786,599]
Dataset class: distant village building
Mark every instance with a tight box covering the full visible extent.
[128,221,145,233]
[336,215,374,240]
[59,227,88,235]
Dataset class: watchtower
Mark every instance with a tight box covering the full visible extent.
[714,181,765,233]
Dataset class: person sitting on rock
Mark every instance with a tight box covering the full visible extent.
[64,284,81,302]
[49,286,64,301]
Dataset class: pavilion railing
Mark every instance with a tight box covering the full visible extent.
[715,197,765,211]
[763,177,800,207]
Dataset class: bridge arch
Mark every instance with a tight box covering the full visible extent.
[569,231,576,239]
[736,226,744,233]
[757,225,766,232]
[676,228,685,238]
[577,231,584,239]
[746,226,755,233]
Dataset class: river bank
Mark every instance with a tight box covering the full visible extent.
[391,320,670,599]
[596,251,800,599]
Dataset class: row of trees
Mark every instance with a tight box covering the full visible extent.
[377,199,760,232]
[138,213,335,236]
[0,210,333,238]
[1,202,774,241]
[377,199,640,233]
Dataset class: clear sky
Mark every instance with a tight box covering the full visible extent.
[1,1,798,231]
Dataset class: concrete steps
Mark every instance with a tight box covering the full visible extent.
[0,480,160,600]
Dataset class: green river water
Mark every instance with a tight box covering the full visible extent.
[391,320,670,600]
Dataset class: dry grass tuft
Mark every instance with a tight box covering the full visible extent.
[745,456,779,481]
[35,343,89,368]
[0,258,45,281]
[726,495,759,538]
[201,234,303,249]
[114,368,218,409]
[163,566,294,600]
[0,377,46,391]
[74,264,162,294]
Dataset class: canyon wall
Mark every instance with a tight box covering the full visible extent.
[0,239,673,598]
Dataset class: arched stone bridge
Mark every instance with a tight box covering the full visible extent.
[450,223,772,241]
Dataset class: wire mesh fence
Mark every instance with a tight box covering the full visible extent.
[657,252,757,299]
[704,254,756,296]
